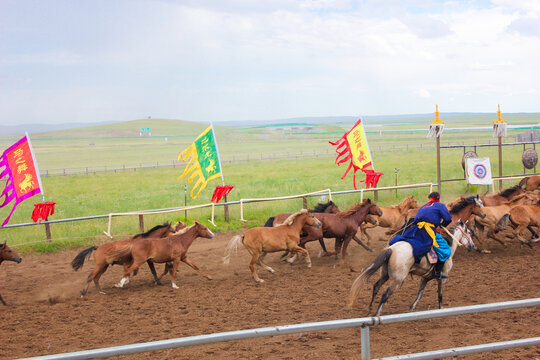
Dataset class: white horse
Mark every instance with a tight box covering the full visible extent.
[348,221,474,316]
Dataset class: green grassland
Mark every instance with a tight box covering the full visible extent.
[1,115,538,252]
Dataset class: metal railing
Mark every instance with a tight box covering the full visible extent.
[18,298,540,360]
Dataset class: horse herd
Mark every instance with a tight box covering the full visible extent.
[1,176,539,315]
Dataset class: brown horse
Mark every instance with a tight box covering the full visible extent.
[294,199,383,261]
[72,222,183,296]
[264,201,340,254]
[115,221,215,290]
[494,201,540,247]
[358,196,419,244]
[470,193,540,248]
[480,185,526,206]
[223,209,322,283]
[0,241,22,305]
[519,175,540,192]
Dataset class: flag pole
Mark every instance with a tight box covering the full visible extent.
[26,132,45,202]
[210,122,229,222]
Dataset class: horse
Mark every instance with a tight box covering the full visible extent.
[470,193,540,248]
[493,201,540,248]
[0,241,22,305]
[264,201,340,255]
[72,221,184,296]
[480,185,526,206]
[287,199,383,262]
[519,175,540,192]
[358,196,419,244]
[348,221,474,316]
[115,221,215,290]
[223,209,322,283]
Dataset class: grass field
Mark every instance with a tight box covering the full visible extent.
[1,115,538,252]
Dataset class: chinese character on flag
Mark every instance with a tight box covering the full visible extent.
[0,135,43,226]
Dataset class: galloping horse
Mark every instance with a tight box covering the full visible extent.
[264,201,340,255]
[0,241,22,305]
[115,221,215,290]
[358,196,418,244]
[348,221,474,316]
[223,209,322,283]
[294,199,383,261]
[72,222,183,296]
[519,175,540,192]
[480,185,526,206]
[494,201,540,248]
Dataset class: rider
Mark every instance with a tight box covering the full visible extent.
[389,191,452,279]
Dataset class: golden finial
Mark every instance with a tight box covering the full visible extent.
[494,104,506,124]
[430,104,444,125]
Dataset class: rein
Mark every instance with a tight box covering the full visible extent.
[441,224,470,247]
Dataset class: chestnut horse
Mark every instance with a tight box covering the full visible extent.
[348,221,474,316]
[292,199,383,261]
[72,222,183,296]
[480,185,526,206]
[223,209,322,283]
[115,221,215,290]
[0,241,22,305]
[494,201,540,247]
[519,175,540,192]
[358,196,419,244]
[264,201,340,254]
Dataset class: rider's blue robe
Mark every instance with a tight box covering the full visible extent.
[389,201,452,263]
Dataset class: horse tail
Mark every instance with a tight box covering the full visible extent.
[223,235,244,264]
[71,246,97,271]
[348,248,392,308]
[495,213,512,233]
[263,217,275,227]
[518,177,529,188]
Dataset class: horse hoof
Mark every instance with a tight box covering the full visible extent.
[172,283,179,289]
[99,291,107,295]
[207,276,213,280]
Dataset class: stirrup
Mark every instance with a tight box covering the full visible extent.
[432,272,448,279]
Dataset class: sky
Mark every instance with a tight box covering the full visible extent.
[1,0,540,126]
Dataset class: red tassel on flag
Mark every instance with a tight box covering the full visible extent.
[31,202,56,222]
[360,170,384,189]
[211,185,234,203]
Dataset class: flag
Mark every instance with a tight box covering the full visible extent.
[0,135,43,226]
[178,126,222,199]
[329,118,374,189]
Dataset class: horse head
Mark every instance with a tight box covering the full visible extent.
[193,221,214,239]
[472,195,486,219]
[0,240,22,264]
[305,211,322,228]
[325,201,340,214]
[369,202,383,217]
[451,221,475,251]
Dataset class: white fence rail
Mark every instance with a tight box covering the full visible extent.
[18,298,540,360]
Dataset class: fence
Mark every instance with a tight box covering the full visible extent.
[19,298,540,360]
[0,182,435,244]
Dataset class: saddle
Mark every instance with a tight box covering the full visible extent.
[426,248,438,264]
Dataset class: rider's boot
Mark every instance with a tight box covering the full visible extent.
[432,260,448,279]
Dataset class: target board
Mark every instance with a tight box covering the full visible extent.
[466,157,493,185]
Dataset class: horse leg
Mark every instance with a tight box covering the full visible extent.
[116,259,147,288]
[158,263,173,282]
[486,227,507,248]
[374,276,406,317]
[257,256,275,274]
[514,224,533,248]
[368,270,389,312]
[289,245,311,268]
[81,263,108,296]
[169,258,181,289]
[340,236,353,259]
[181,256,213,280]
[92,265,109,295]
[437,278,445,309]
[334,239,343,259]
[146,260,163,285]
[409,277,430,311]
[0,293,6,306]
[249,252,265,283]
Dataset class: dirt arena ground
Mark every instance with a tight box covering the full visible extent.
[1,228,539,359]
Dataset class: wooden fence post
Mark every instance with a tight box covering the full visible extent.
[302,197,307,209]
[44,222,52,243]
[139,215,144,232]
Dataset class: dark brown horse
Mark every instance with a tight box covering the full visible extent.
[480,185,526,206]
[291,199,383,261]
[72,222,183,296]
[115,222,215,290]
[223,209,322,283]
[0,241,22,305]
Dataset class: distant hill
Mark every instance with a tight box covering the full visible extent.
[0,121,118,136]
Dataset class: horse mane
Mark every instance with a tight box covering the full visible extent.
[311,201,335,213]
[449,196,477,215]
[282,209,308,225]
[338,199,371,218]
[133,222,170,238]
[498,185,521,198]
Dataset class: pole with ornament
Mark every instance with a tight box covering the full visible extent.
[493,104,507,190]
[427,105,444,194]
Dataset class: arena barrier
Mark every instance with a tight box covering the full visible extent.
[19,298,540,360]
